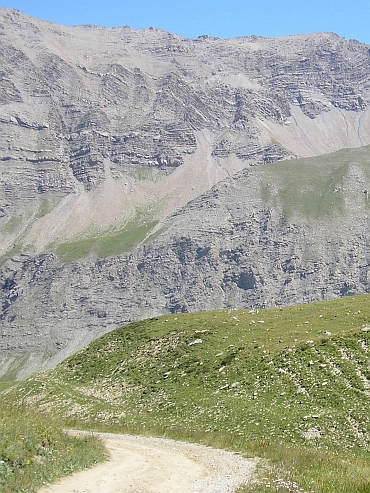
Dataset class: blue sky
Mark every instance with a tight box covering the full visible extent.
[1,0,369,44]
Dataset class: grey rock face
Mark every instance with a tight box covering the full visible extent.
[1,11,370,242]
[2,147,370,378]
[1,9,370,377]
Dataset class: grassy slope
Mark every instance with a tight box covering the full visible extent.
[55,219,158,262]
[54,202,161,262]
[0,401,107,493]
[3,294,370,492]
[259,145,370,221]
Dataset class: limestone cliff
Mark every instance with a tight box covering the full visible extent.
[2,146,370,378]
[1,9,370,378]
[2,9,370,253]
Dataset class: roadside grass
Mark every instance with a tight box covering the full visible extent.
[238,442,370,493]
[0,402,107,493]
[2,294,370,492]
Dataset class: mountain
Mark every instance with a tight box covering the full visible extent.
[2,8,370,254]
[1,9,370,378]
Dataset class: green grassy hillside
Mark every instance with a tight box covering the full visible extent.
[0,401,106,493]
[259,145,370,222]
[2,294,370,492]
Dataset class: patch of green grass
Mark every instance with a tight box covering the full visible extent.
[0,402,107,493]
[34,195,64,220]
[0,382,16,392]
[125,166,169,182]
[56,219,158,262]
[260,145,370,221]
[99,220,158,257]
[55,203,161,261]
[0,195,63,258]
[0,216,22,236]
[56,236,96,261]
[0,355,30,383]
[0,244,23,267]
[3,294,370,492]
[238,443,370,493]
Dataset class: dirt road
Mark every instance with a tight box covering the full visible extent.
[38,432,257,493]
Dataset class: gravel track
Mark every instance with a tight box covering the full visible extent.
[38,431,257,493]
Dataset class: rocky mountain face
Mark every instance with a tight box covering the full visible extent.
[1,9,370,378]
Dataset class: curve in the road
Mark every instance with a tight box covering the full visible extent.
[38,432,257,493]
